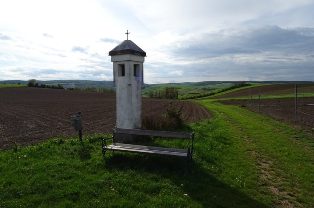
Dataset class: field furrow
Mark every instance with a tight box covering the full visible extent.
[0,88,210,149]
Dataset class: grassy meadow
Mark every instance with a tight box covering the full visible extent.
[142,82,235,99]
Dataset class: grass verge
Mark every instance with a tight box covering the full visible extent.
[1,131,266,207]
[198,100,314,207]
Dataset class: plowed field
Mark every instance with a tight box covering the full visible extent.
[0,88,210,149]
[221,97,314,130]
[216,84,314,98]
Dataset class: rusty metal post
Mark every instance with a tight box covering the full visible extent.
[71,112,83,142]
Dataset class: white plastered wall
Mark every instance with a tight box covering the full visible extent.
[111,54,144,129]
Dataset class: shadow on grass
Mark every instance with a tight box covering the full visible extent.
[105,154,267,208]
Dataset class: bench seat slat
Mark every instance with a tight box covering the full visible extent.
[107,143,188,157]
[112,143,187,153]
[115,128,192,139]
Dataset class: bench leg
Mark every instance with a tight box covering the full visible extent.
[187,148,193,161]
[102,138,107,158]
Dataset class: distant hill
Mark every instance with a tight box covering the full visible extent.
[1,80,313,96]
[0,80,114,89]
[1,80,313,86]
[142,81,314,99]
[0,80,28,85]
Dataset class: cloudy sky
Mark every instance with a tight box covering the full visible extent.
[0,0,314,83]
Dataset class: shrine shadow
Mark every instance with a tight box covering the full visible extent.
[105,154,267,208]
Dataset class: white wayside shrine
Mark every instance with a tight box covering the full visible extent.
[109,33,146,130]
[102,32,194,159]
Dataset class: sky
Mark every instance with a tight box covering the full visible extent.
[0,0,314,83]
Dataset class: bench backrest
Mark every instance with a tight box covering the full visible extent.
[115,128,193,139]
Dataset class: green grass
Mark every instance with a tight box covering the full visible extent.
[142,82,260,100]
[0,134,266,208]
[203,83,266,99]
[198,100,314,207]
[0,84,26,88]
[142,82,234,99]
[1,101,313,207]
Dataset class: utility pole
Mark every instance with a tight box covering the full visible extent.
[294,84,298,122]
[258,95,261,113]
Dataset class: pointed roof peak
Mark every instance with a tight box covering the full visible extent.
[109,40,146,57]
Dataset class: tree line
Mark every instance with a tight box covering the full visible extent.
[27,79,64,89]
[148,87,179,99]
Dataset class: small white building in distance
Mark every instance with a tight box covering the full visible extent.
[109,35,146,130]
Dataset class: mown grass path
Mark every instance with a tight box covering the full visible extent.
[199,100,314,207]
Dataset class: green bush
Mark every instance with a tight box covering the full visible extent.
[27,79,64,89]
[27,79,37,87]
[142,102,184,130]
[148,87,179,99]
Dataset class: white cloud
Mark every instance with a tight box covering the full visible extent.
[0,0,314,82]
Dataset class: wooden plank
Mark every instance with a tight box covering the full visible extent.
[107,143,188,157]
[112,143,187,153]
[115,128,192,139]
[108,146,188,157]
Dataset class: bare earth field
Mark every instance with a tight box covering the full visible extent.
[216,84,314,98]
[0,88,210,149]
[221,97,314,130]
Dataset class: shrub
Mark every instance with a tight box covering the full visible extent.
[27,79,64,89]
[165,102,183,128]
[142,102,184,130]
[70,87,114,93]
[148,87,179,99]
[27,79,37,87]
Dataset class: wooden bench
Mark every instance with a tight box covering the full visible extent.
[102,128,194,159]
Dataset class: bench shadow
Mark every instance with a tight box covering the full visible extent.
[105,154,267,208]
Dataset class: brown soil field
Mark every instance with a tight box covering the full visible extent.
[221,97,314,130]
[216,84,314,98]
[0,87,210,149]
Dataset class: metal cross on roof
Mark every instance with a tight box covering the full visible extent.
[125,30,130,40]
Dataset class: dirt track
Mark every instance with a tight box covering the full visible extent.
[0,88,210,149]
